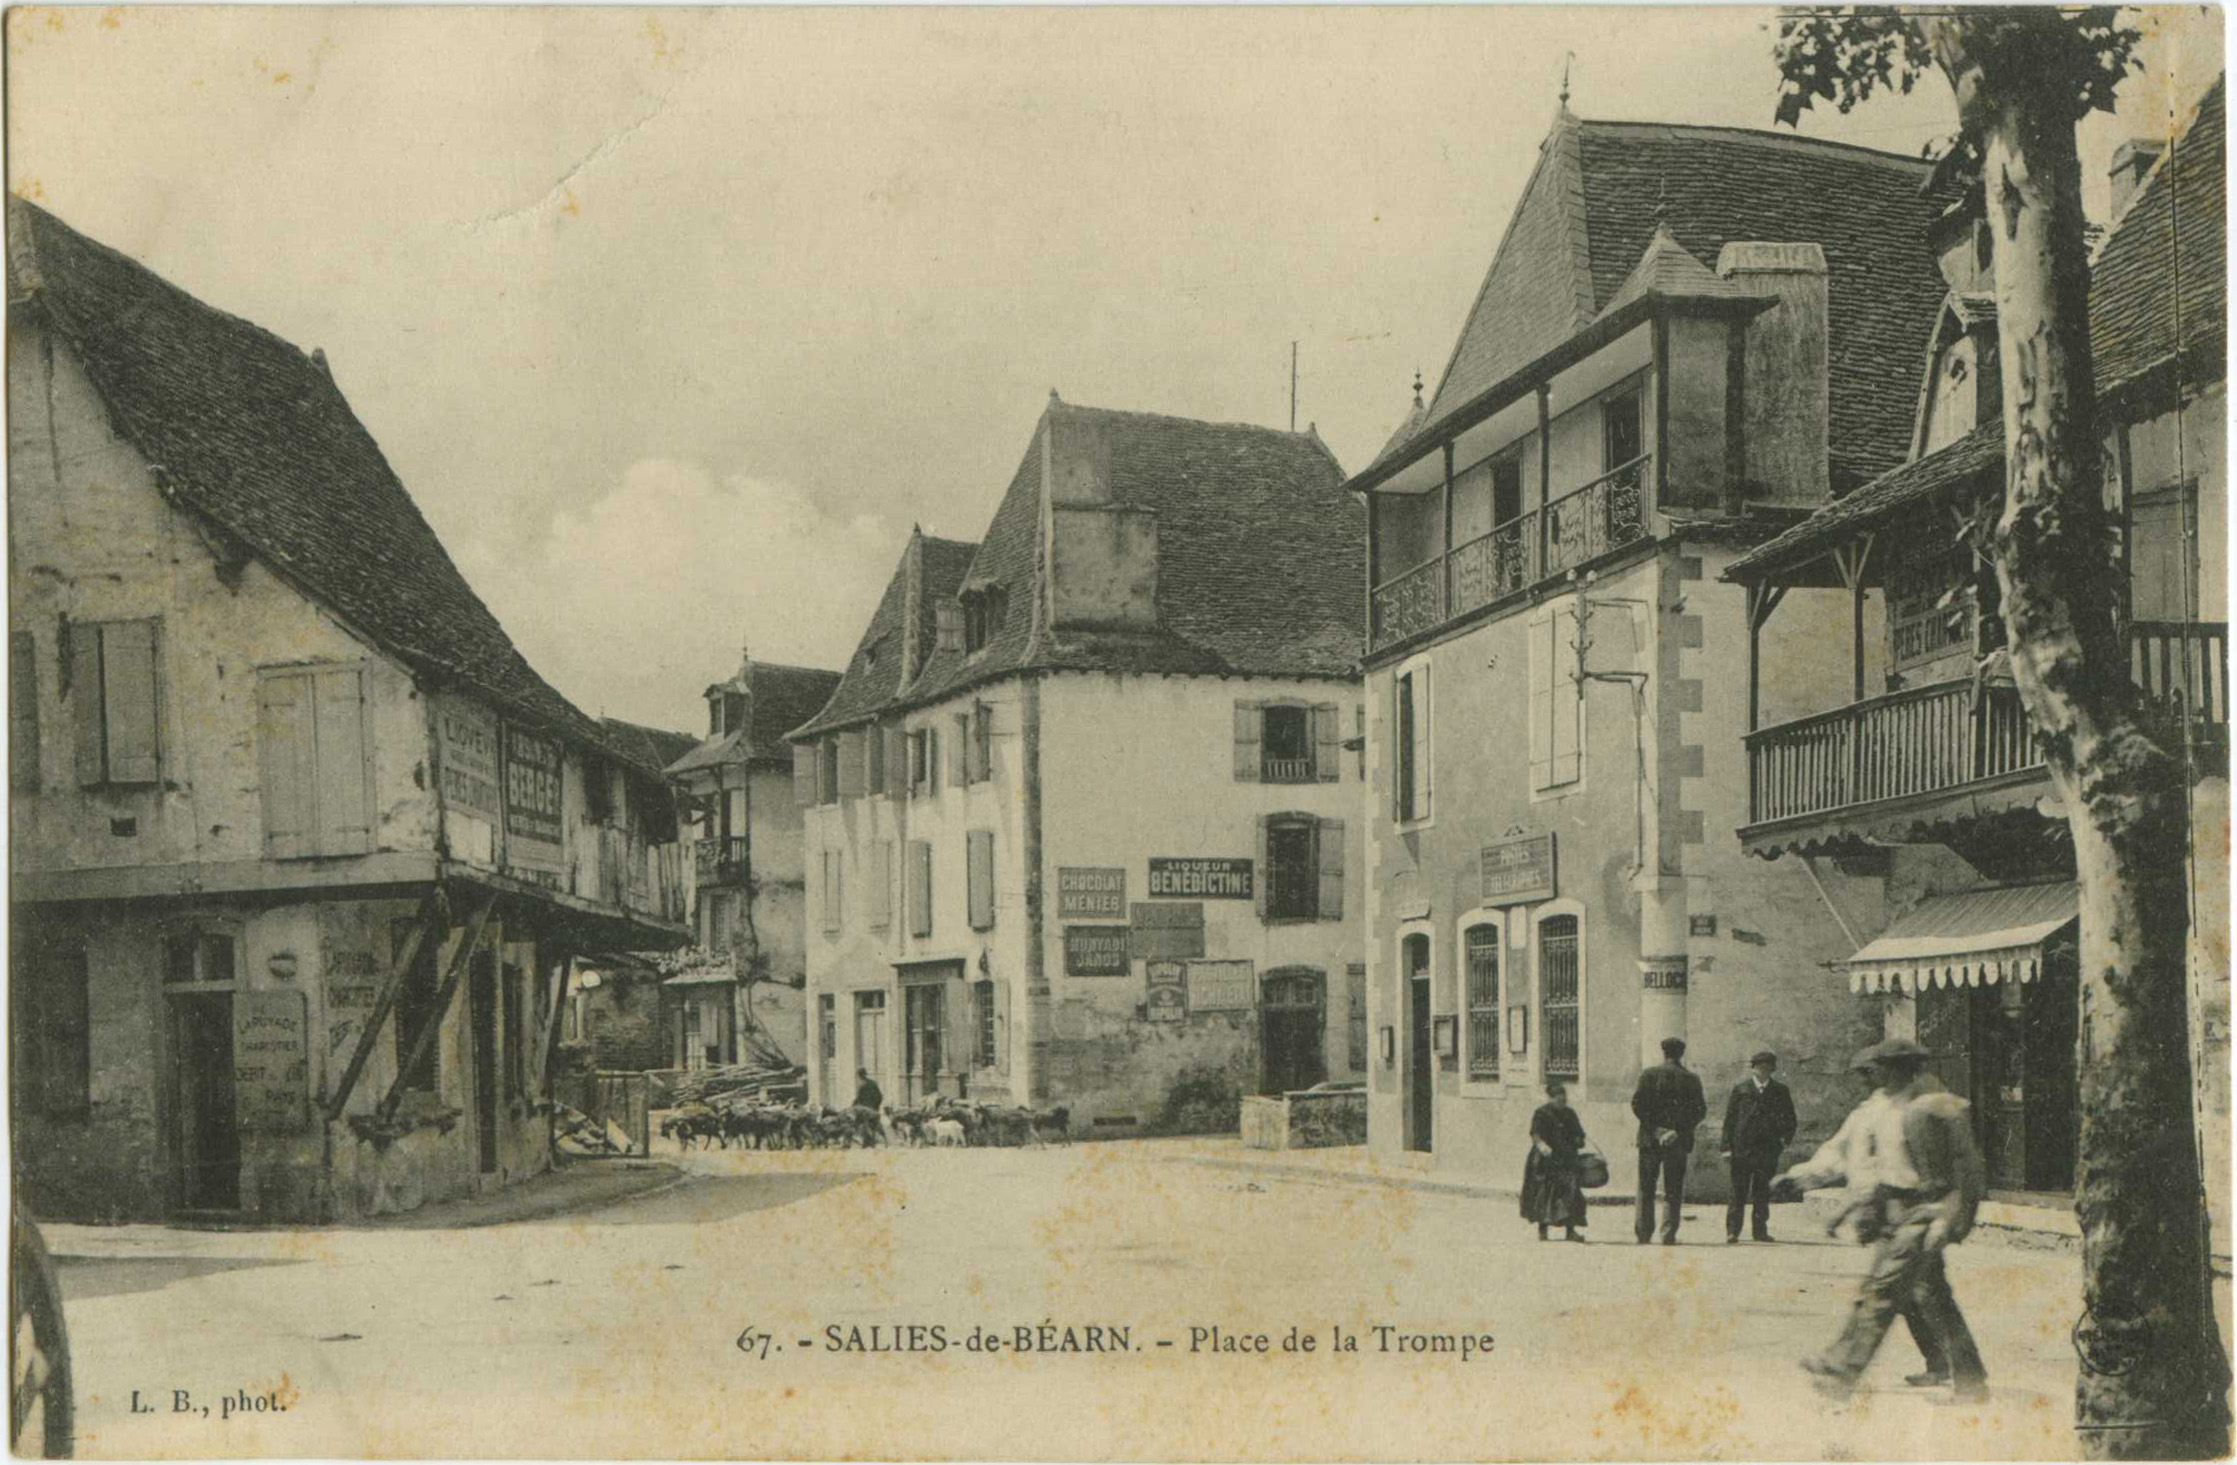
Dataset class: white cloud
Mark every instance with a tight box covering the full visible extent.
[456,459,896,733]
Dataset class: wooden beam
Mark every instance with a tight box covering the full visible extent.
[540,956,578,1100]
[1745,582,1788,733]
[1833,533,1876,704]
[379,890,499,1123]
[1536,384,1553,577]
[323,890,442,1123]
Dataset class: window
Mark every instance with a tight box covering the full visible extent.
[966,829,995,930]
[723,693,747,736]
[584,756,615,824]
[819,994,837,1060]
[934,600,964,653]
[973,980,997,1068]
[1394,666,1431,822]
[821,848,844,934]
[908,840,933,938]
[1491,452,1524,528]
[162,929,237,986]
[818,736,840,805]
[1258,814,1344,923]
[1465,924,1501,1081]
[1539,913,1581,1081]
[11,630,39,792]
[964,589,1005,655]
[1236,702,1341,783]
[258,664,374,858]
[1603,388,1644,471]
[836,730,867,799]
[68,619,161,788]
[867,841,893,930]
[1346,963,1368,1073]
[1262,706,1311,782]
[1529,605,1582,791]
[391,917,440,1092]
[14,925,88,1117]
[909,728,939,799]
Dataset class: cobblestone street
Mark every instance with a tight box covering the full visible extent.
[49,1139,2109,1460]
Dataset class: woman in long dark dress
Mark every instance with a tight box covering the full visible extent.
[1518,1080,1589,1242]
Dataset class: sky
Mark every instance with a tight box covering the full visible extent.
[6,5,2224,732]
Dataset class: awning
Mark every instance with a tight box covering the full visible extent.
[1847,882,2079,994]
[663,968,737,988]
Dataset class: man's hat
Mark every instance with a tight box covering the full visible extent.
[1749,1050,1778,1069]
[1848,1046,1880,1073]
[1863,1038,1930,1064]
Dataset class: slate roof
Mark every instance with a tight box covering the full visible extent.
[599,718,700,776]
[665,662,843,773]
[788,534,978,739]
[1596,222,1756,318]
[7,198,655,770]
[2091,76,2226,399]
[792,399,1363,738]
[1725,422,2003,579]
[1414,112,1954,493]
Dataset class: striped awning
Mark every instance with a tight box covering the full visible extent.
[1847,882,2079,994]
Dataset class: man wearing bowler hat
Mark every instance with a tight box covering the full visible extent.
[1721,1050,1797,1243]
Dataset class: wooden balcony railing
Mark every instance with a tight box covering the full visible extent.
[1372,455,1651,652]
[695,834,749,886]
[1746,621,2228,829]
[1262,756,1316,783]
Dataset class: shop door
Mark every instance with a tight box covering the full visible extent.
[470,953,499,1175]
[1260,971,1327,1095]
[2022,957,2079,1192]
[168,992,239,1211]
[905,984,945,1104]
[817,995,839,1106]
[855,994,887,1092]
[1404,936,1433,1152]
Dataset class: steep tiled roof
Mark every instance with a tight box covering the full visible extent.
[1596,223,1755,318]
[792,400,1363,737]
[788,534,978,739]
[9,198,636,765]
[749,663,845,754]
[1363,385,1431,474]
[599,718,700,775]
[2091,77,2226,398]
[1725,422,2002,578]
[1419,113,1954,492]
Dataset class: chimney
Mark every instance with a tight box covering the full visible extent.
[1040,406,1158,631]
[2110,136,2167,220]
[1718,242,1830,504]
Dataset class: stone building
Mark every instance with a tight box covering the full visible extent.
[789,397,1366,1129]
[1349,107,1962,1196]
[657,653,838,1067]
[1725,79,2227,1226]
[6,199,689,1223]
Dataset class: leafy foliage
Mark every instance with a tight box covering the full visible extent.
[1774,6,2141,130]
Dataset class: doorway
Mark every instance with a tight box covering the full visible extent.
[168,992,239,1211]
[1260,969,1327,1095]
[854,992,887,1094]
[1914,952,2079,1193]
[1403,934,1433,1152]
[469,951,499,1175]
[904,982,946,1104]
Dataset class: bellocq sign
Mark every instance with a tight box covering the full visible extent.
[1147,857,1254,900]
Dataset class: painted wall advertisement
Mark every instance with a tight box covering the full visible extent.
[1185,959,1254,1012]
[435,697,501,821]
[1147,857,1254,900]
[504,724,566,858]
[234,990,310,1131]
[1063,925,1130,977]
[1057,867,1127,919]
[1130,902,1206,960]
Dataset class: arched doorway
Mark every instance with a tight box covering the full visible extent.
[1260,968,1327,1095]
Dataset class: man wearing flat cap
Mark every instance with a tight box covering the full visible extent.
[1720,1050,1796,1243]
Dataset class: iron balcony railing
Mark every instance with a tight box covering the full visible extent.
[1371,455,1651,653]
[695,834,749,886]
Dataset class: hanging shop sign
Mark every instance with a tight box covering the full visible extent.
[1063,925,1131,977]
[234,990,311,1132]
[1057,867,1128,919]
[1480,833,1557,906]
[503,724,566,855]
[1185,959,1254,1012]
[1147,857,1254,900]
[435,697,502,821]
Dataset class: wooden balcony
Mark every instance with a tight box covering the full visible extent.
[1370,455,1650,654]
[1262,756,1316,784]
[695,834,749,887]
[1743,622,2228,852]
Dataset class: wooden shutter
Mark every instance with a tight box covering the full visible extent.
[258,670,317,859]
[1529,616,1553,789]
[950,715,968,786]
[1313,703,1340,782]
[868,840,892,928]
[821,848,843,934]
[909,840,933,938]
[836,730,866,798]
[1232,702,1260,782]
[943,975,973,1078]
[1317,817,1345,922]
[100,620,160,784]
[1550,604,1581,785]
[927,728,941,794]
[10,631,38,791]
[966,829,995,930]
[69,623,103,787]
[1255,815,1272,921]
[312,666,372,855]
[972,702,992,782]
[994,977,1011,1074]
[1411,665,1432,821]
[885,726,907,795]
[792,743,819,805]
[1392,674,1410,821]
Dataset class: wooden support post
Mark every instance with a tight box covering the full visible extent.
[379,889,498,1123]
[324,890,441,1123]
[541,955,577,1101]
[1536,384,1553,579]
[1745,581,1787,733]
[1833,534,1875,703]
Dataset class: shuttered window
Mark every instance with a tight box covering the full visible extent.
[1540,914,1581,1081]
[1530,605,1582,790]
[1258,816,1341,922]
[884,726,907,797]
[1465,924,1500,1081]
[258,665,373,860]
[792,742,819,806]
[1346,963,1368,1073]
[69,619,162,787]
[11,630,39,791]
[908,840,933,938]
[966,829,995,930]
[1394,666,1431,822]
[818,736,841,804]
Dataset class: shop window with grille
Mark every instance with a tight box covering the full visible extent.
[973,980,996,1068]
[1539,914,1580,1081]
[1465,924,1501,1081]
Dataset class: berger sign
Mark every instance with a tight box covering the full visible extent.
[1147,857,1253,900]
[1057,867,1127,919]
[504,725,565,853]
[1063,925,1130,976]
[1480,833,1557,906]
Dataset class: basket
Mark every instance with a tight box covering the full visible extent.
[1577,1148,1611,1190]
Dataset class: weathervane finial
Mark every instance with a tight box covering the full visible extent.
[1559,51,1574,110]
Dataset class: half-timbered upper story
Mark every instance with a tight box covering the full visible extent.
[5,198,687,944]
[1725,79,2228,863]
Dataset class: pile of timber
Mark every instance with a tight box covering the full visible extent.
[666,1060,806,1109]
[554,1101,632,1157]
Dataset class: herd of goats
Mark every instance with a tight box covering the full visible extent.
[660,1096,1075,1151]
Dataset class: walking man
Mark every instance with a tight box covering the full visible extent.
[1631,1037,1707,1244]
[1773,1038,1988,1401]
[1722,1050,1797,1243]
[853,1067,884,1112]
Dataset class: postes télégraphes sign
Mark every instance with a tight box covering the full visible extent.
[435,696,501,820]
[1057,867,1127,919]
[1480,832,1556,906]
[1147,857,1254,900]
[504,724,565,854]
[234,989,310,1131]
[1063,925,1130,976]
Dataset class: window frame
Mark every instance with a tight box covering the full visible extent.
[1457,909,1506,1088]
[70,617,164,789]
[973,979,997,1068]
[1263,813,1320,922]
[1532,901,1586,1085]
[1260,703,1314,783]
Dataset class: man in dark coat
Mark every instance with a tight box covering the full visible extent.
[1721,1050,1798,1243]
[853,1068,884,1112]
[1631,1036,1709,1244]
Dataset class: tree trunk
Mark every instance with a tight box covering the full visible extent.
[1933,17,2229,1457]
